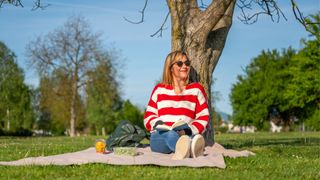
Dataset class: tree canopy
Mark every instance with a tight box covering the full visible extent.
[86,59,122,135]
[0,41,34,132]
[26,16,121,136]
[230,13,320,131]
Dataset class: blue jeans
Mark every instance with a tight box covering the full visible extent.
[150,130,180,153]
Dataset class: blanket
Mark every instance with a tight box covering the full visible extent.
[0,143,255,168]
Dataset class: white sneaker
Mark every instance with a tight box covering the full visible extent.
[191,134,205,158]
[172,135,191,160]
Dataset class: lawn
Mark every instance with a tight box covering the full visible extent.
[0,132,319,179]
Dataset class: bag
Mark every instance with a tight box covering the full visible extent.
[106,120,147,151]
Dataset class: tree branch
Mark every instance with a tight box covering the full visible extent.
[0,0,49,10]
[31,0,50,10]
[236,0,287,24]
[196,0,235,37]
[123,0,148,24]
[237,0,319,35]
[0,0,23,8]
[150,12,170,37]
[199,0,208,9]
[290,0,319,35]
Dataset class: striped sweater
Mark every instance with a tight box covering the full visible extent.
[144,83,210,135]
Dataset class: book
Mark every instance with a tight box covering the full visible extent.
[155,119,189,131]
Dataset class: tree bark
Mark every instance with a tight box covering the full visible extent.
[70,69,78,137]
[167,0,236,145]
[6,108,10,131]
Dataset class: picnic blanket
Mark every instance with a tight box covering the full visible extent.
[0,143,255,168]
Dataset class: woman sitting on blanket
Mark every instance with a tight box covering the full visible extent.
[144,50,209,160]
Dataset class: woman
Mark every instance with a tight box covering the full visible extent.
[144,51,210,160]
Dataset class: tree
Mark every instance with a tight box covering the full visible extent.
[230,49,297,130]
[38,70,86,135]
[284,13,320,130]
[26,16,115,136]
[38,74,68,134]
[164,1,235,144]
[86,59,122,135]
[0,41,34,132]
[230,15,320,131]
[118,100,144,128]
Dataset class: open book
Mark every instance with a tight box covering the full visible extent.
[155,119,189,131]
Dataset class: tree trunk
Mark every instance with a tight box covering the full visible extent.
[167,0,236,145]
[6,108,10,131]
[70,71,78,137]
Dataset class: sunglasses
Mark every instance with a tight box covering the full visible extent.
[173,60,191,67]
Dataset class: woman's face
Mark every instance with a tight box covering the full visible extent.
[170,55,191,83]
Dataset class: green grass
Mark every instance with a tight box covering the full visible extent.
[0,132,319,179]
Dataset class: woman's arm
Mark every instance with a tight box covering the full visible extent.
[189,84,210,135]
[143,85,161,131]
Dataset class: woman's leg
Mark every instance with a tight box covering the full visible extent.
[150,130,180,153]
[164,130,180,152]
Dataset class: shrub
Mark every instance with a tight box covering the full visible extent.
[1,128,33,136]
[305,110,320,131]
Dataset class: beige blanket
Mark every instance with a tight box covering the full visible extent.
[0,143,255,168]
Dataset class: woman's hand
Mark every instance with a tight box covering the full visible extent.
[177,130,186,136]
[153,120,164,130]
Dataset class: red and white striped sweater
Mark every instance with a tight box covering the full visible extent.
[144,83,210,135]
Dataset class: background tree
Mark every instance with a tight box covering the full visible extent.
[0,41,34,132]
[27,16,116,136]
[209,79,224,132]
[38,70,86,135]
[86,59,122,135]
[231,14,319,131]
[118,100,144,128]
[230,49,296,130]
[285,13,320,130]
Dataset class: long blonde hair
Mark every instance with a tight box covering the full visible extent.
[161,50,189,86]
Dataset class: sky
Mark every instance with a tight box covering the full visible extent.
[0,0,319,115]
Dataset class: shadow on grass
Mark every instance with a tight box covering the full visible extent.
[220,137,320,149]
